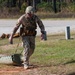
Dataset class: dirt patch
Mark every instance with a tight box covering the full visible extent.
[0,65,29,75]
[0,64,74,75]
[0,65,38,75]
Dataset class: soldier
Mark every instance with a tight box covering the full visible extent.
[9,6,46,69]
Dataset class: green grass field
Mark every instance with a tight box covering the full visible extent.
[0,33,75,75]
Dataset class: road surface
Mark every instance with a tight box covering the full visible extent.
[0,19,75,36]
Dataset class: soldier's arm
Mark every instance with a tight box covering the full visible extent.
[10,25,20,38]
[10,18,22,37]
[36,16,45,33]
[9,17,22,44]
[36,16,47,40]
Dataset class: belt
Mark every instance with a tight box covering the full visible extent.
[22,30,37,36]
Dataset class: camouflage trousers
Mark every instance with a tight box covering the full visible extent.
[22,36,35,65]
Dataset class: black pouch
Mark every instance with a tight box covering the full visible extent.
[33,31,37,36]
[19,27,24,36]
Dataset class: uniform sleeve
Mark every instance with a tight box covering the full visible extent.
[16,15,23,27]
[36,16,45,31]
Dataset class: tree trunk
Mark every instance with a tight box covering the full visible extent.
[18,0,21,9]
[53,0,57,13]
[47,0,50,3]
[27,0,31,6]
[12,0,16,7]
[7,0,9,7]
[33,0,36,11]
[58,0,61,12]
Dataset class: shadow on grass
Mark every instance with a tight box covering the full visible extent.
[63,59,75,65]
[67,72,75,75]
[24,64,52,69]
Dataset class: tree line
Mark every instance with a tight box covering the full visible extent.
[0,0,75,13]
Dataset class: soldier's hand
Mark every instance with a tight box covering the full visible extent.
[41,31,45,34]
[9,36,13,44]
[41,31,47,41]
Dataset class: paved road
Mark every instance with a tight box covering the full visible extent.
[0,19,75,36]
[43,19,75,35]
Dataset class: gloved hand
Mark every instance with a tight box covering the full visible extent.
[41,31,47,41]
[9,36,13,44]
[41,31,45,34]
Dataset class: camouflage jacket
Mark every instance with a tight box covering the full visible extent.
[16,14,45,32]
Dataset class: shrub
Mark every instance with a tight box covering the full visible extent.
[37,1,53,12]
[20,2,27,13]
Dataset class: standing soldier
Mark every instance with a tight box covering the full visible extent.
[9,6,46,69]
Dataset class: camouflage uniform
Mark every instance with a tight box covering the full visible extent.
[16,14,45,65]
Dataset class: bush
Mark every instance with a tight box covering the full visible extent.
[37,1,53,12]
[20,2,27,13]
[67,2,75,12]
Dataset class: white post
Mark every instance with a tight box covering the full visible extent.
[65,26,70,40]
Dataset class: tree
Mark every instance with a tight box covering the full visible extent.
[18,0,21,9]
[12,0,16,7]
[53,0,57,13]
[27,0,31,6]
[58,0,61,12]
[33,0,36,11]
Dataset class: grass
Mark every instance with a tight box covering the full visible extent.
[0,33,75,75]
[31,36,75,66]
